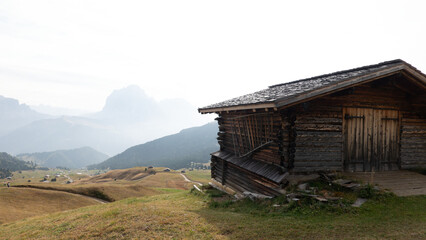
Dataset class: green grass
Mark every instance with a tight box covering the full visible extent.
[1,188,425,239]
[184,169,211,184]
[1,169,425,239]
[156,188,186,193]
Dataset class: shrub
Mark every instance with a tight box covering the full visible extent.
[358,184,376,199]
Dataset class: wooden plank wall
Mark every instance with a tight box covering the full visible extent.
[343,108,400,172]
[289,76,425,172]
[290,101,343,172]
[211,156,281,196]
[400,106,426,169]
[219,111,282,166]
[214,75,425,176]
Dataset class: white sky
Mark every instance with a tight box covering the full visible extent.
[1,0,425,111]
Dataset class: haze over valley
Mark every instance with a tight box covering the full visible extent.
[0,85,213,158]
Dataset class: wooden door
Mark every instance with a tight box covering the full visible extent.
[343,108,400,172]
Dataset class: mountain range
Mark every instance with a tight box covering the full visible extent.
[0,152,34,178]
[0,85,212,156]
[0,96,49,136]
[88,122,218,170]
[17,147,109,169]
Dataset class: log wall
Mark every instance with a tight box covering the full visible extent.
[400,102,426,169]
[290,102,343,172]
[212,74,426,182]
[218,110,283,166]
[288,76,426,172]
[211,155,281,196]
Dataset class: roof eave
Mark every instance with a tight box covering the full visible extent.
[198,102,276,114]
[198,61,426,114]
[401,65,426,89]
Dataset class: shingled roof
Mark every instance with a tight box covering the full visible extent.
[199,59,426,113]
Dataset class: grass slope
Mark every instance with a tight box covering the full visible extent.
[0,187,100,224]
[0,168,200,225]
[0,190,425,239]
[88,122,218,170]
[12,169,194,202]
[81,167,155,183]
[184,169,211,184]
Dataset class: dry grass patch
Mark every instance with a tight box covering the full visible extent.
[80,167,154,183]
[14,182,160,202]
[0,187,100,224]
[1,190,425,240]
[13,171,191,202]
[136,172,193,190]
[0,192,225,240]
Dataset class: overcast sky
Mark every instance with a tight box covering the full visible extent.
[1,1,425,112]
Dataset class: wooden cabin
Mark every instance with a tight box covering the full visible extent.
[198,59,426,196]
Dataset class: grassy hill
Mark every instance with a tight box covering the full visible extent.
[10,167,195,202]
[17,147,109,169]
[88,122,218,170]
[0,188,424,239]
[0,187,100,224]
[0,167,199,225]
[1,168,425,239]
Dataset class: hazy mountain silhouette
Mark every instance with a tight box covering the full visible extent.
[0,96,49,136]
[0,116,133,155]
[30,104,91,116]
[0,86,212,156]
[88,85,212,145]
[88,122,218,170]
[95,85,161,123]
[17,147,109,169]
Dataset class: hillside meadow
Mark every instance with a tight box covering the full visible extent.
[0,168,196,224]
[0,168,425,239]
[0,187,100,224]
[0,189,425,239]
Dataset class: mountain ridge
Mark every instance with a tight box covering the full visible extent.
[0,152,34,178]
[0,86,213,155]
[88,122,218,170]
[0,95,50,136]
[17,147,109,169]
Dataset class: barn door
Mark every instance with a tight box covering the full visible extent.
[343,108,400,172]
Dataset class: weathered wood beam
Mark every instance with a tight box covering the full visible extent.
[199,103,276,114]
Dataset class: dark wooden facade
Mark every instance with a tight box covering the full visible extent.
[201,60,426,196]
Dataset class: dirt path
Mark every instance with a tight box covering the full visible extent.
[180,174,202,186]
